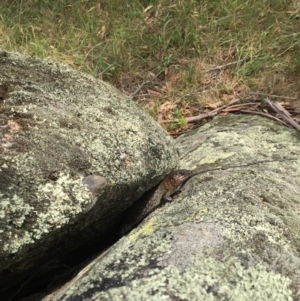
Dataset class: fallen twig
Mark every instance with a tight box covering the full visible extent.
[98,62,116,76]
[207,58,249,72]
[186,99,240,123]
[265,98,300,131]
[222,102,259,112]
[130,70,164,99]
[249,92,298,100]
[239,110,289,127]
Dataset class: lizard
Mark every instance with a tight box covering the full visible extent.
[121,157,296,235]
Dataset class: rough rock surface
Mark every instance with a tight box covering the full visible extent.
[0,50,178,292]
[45,115,300,301]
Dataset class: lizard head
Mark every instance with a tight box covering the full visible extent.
[168,169,193,184]
[161,169,193,200]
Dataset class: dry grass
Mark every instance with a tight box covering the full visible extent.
[0,0,299,132]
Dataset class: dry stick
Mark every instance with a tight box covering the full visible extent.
[186,98,297,129]
[265,98,300,131]
[98,62,116,76]
[203,99,241,115]
[239,110,289,127]
[265,98,289,122]
[130,70,164,99]
[273,102,293,117]
[249,92,299,100]
[207,58,249,72]
[186,98,240,123]
[222,102,259,111]
[185,114,208,123]
[132,94,153,98]
[266,99,291,116]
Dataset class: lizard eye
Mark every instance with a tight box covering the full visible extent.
[170,177,176,182]
[179,171,188,176]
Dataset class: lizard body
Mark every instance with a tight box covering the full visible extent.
[121,157,296,235]
[121,170,192,235]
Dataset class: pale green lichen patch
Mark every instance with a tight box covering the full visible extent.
[179,115,299,170]
[2,194,33,228]
[3,231,35,254]
[0,168,92,254]
[165,259,293,301]
[128,220,155,241]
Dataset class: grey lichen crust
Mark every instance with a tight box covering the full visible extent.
[45,115,300,301]
[0,50,178,286]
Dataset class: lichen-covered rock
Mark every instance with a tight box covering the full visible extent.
[44,115,300,301]
[0,50,178,292]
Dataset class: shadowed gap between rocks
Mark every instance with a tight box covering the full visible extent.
[1,223,122,301]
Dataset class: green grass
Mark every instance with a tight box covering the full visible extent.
[0,0,299,131]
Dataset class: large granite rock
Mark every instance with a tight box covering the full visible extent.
[44,115,300,301]
[0,50,178,293]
